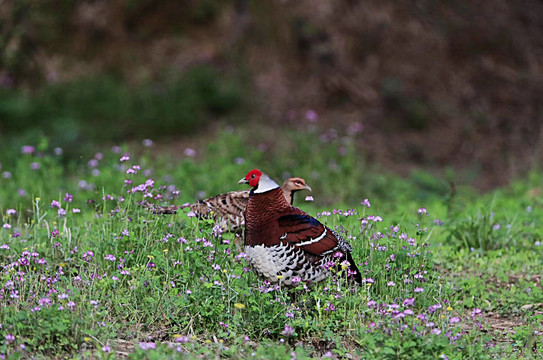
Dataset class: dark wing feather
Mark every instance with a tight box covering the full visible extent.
[277,212,340,256]
[278,214,320,227]
[277,209,363,285]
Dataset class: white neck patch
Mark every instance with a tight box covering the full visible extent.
[253,174,280,194]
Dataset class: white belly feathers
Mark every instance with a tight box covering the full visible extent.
[244,243,330,286]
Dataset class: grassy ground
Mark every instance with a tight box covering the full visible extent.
[0,128,541,359]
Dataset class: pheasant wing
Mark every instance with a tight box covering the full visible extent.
[191,190,250,229]
[277,213,340,256]
[278,212,362,284]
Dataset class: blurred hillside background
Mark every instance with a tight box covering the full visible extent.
[1,0,542,191]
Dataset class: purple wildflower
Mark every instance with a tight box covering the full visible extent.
[142,139,153,147]
[394,312,405,319]
[21,145,35,154]
[184,148,196,157]
[305,109,318,122]
[282,324,294,336]
[139,342,156,351]
[82,251,94,262]
[104,254,116,262]
[39,297,51,307]
[449,317,460,324]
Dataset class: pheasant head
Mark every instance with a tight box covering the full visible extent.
[282,177,311,205]
[282,177,311,193]
[238,169,280,194]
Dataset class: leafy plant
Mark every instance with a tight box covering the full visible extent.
[446,210,522,251]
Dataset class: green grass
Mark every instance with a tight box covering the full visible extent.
[0,129,542,359]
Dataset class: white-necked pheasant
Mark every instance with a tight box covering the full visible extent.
[146,177,311,231]
[238,169,362,286]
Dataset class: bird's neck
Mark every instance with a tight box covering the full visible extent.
[247,187,290,216]
[245,187,290,246]
[252,174,280,194]
[282,188,294,205]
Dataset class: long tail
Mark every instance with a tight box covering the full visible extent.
[139,201,190,214]
[345,251,363,285]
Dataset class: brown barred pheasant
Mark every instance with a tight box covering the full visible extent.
[147,177,311,231]
[239,169,362,286]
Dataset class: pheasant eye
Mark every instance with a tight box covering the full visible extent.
[251,174,255,179]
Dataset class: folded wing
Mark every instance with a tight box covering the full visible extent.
[277,213,343,256]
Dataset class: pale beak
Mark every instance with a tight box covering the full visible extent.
[304,185,312,192]
[238,178,249,185]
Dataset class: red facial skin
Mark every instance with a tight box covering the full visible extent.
[245,169,263,188]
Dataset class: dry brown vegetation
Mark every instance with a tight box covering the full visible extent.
[2,0,542,188]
